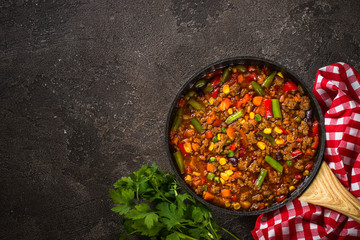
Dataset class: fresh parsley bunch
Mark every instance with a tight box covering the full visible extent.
[110,164,240,240]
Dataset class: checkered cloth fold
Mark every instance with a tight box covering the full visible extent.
[252,62,360,239]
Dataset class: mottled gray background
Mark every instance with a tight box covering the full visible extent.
[1,0,360,239]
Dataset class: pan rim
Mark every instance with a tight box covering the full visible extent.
[164,56,325,216]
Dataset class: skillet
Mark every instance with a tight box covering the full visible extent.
[165,56,360,221]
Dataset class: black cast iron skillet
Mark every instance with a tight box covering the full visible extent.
[165,57,360,220]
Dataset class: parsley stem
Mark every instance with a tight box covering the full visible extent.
[174,231,198,240]
[221,227,241,240]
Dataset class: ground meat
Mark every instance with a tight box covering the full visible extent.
[299,121,309,135]
[210,185,221,194]
[294,160,304,171]
[242,122,251,133]
[268,170,281,184]
[284,96,298,110]
[213,134,228,153]
[229,83,240,96]
[277,184,289,195]
[252,194,264,202]
[296,110,306,119]
[246,132,257,145]
[248,160,260,173]
[273,76,284,85]
[237,160,248,171]
[300,96,311,110]
[240,192,250,201]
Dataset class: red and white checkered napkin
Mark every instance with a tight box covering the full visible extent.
[252,62,360,239]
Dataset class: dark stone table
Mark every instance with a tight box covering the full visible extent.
[1,0,359,239]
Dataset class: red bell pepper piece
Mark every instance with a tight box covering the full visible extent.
[233,171,240,179]
[178,143,187,156]
[283,81,298,91]
[229,144,236,151]
[312,121,319,136]
[279,126,288,135]
[312,136,319,149]
[210,75,221,87]
[291,149,302,158]
[178,98,186,108]
[276,195,286,203]
[185,166,192,174]
[264,99,273,118]
[295,173,303,180]
[305,163,313,170]
[211,87,220,98]
[231,195,237,202]
[213,119,222,126]
[248,65,256,72]
[239,146,246,157]
[236,101,242,109]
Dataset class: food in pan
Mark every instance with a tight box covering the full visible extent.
[170,64,319,211]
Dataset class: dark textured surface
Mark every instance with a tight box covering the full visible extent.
[1,0,360,239]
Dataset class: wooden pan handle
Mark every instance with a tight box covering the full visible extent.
[298,161,360,223]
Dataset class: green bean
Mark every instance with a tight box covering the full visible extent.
[234,65,247,73]
[184,90,196,100]
[265,155,283,173]
[262,71,276,88]
[251,81,265,96]
[190,117,204,133]
[272,99,282,118]
[255,113,262,122]
[255,168,267,187]
[188,98,204,110]
[203,83,213,93]
[171,108,183,131]
[225,109,245,124]
[257,131,276,145]
[174,150,184,174]
[209,157,216,163]
[220,67,232,84]
[194,79,207,88]
[212,136,218,143]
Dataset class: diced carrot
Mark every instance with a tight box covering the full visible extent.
[244,114,249,121]
[204,191,215,201]
[206,112,216,124]
[294,95,300,102]
[239,129,248,147]
[238,74,244,83]
[230,166,236,171]
[219,98,232,111]
[229,144,236,151]
[172,136,179,145]
[257,101,266,116]
[207,163,215,172]
[233,171,240,179]
[226,125,236,140]
[236,101,242,109]
[242,94,251,105]
[221,189,232,198]
[205,130,213,139]
[253,96,263,106]
[213,119,222,126]
[192,143,200,152]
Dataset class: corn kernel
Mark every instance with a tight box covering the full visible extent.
[225,170,234,176]
[249,112,255,119]
[228,108,233,115]
[233,202,241,210]
[257,141,266,150]
[276,138,285,145]
[303,170,309,176]
[185,175,191,181]
[183,114,190,120]
[277,72,284,78]
[209,142,214,151]
[220,172,229,180]
[209,97,214,105]
[263,128,272,134]
[274,127,283,134]
[265,203,269,207]
[184,142,192,153]
[223,85,230,94]
[289,186,296,191]
[240,119,245,124]
[225,201,231,208]
[220,178,225,184]
[193,172,200,176]
[219,158,227,165]
[217,134,221,140]
[232,68,237,73]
